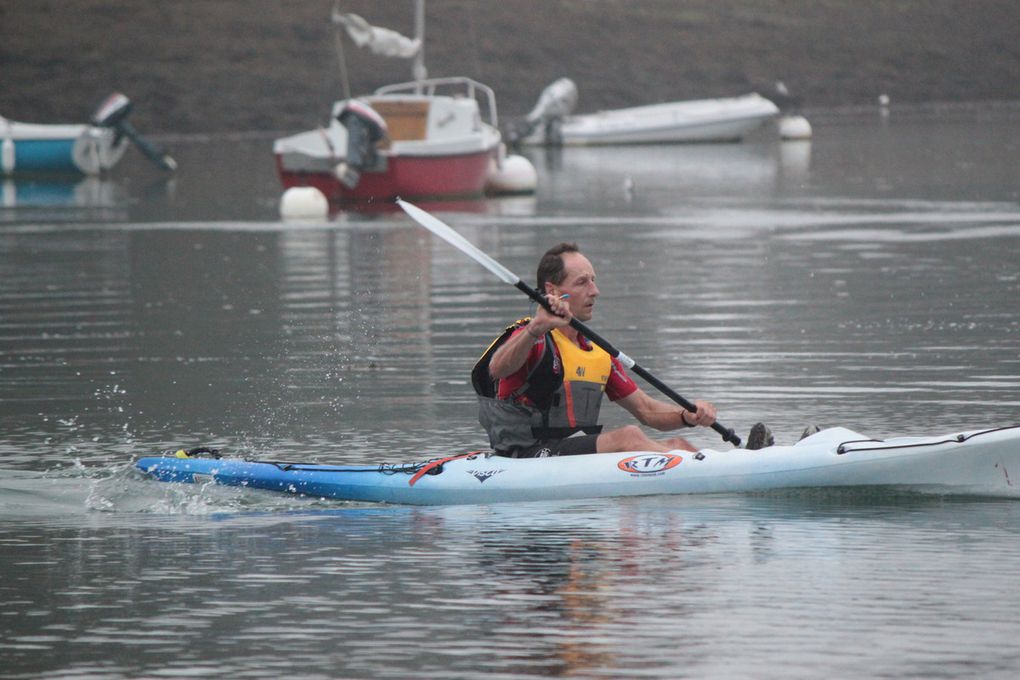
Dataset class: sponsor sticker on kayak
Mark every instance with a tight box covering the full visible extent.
[618,453,682,476]
[467,469,504,483]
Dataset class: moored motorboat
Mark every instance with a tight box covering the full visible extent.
[514,78,781,146]
[1,115,128,176]
[272,2,534,204]
[1,93,175,175]
[273,77,508,202]
[136,424,1020,505]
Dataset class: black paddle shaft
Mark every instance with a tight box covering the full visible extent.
[514,280,742,446]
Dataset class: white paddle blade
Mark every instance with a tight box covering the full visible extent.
[397,199,520,286]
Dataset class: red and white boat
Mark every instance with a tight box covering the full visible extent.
[273,2,533,205]
[273,77,514,203]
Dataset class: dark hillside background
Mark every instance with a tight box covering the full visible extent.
[1,0,1018,134]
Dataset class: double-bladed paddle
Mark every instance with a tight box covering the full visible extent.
[397,198,741,446]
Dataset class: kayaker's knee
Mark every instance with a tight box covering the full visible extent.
[597,425,642,453]
[599,425,689,453]
[662,436,696,452]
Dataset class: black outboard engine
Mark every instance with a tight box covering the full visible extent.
[91,93,176,172]
[335,100,388,189]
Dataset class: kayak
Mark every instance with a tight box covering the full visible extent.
[134,425,1020,505]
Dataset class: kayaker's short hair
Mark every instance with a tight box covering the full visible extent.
[537,242,580,291]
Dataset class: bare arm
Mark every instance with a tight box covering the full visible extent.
[488,323,542,379]
[615,388,717,431]
[489,296,573,379]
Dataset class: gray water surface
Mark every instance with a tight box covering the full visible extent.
[1,108,1019,678]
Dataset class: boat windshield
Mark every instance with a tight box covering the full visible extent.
[374,77,498,127]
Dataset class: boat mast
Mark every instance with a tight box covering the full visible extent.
[332,0,352,99]
[412,0,427,91]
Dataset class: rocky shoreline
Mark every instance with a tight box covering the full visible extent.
[2,1,1018,135]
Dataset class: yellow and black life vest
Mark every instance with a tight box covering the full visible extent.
[472,318,612,452]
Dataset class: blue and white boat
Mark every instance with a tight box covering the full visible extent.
[1,115,127,175]
[1,93,175,176]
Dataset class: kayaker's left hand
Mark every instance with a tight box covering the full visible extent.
[685,400,717,427]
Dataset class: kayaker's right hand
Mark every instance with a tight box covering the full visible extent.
[490,296,572,379]
[530,293,572,335]
[684,400,717,427]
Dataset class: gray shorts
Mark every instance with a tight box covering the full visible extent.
[498,434,600,458]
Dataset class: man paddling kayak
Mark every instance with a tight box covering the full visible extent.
[473,242,770,458]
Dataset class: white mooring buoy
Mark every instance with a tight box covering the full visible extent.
[779,115,813,141]
[279,186,329,220]
[485,154,537,195]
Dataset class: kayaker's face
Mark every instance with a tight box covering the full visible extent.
[551,252,599,321]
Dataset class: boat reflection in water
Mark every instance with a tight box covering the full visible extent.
[318,192,538,220]
[527,140,812,209]
[0,176,129,222]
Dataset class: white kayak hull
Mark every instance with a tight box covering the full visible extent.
[135,426,1020,506]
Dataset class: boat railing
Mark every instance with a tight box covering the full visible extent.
[374,77,499,128]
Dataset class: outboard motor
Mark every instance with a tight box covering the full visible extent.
[509,78,579,146]
[91,93,176,171]
[335,100,388,189]
[767,81,802,113]
[524,78,579,123]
